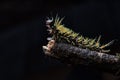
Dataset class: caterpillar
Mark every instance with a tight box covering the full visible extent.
[46,16,114,53]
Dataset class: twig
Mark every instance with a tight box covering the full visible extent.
[43,40,120,76]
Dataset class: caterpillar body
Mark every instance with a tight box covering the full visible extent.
[46,16,114,53]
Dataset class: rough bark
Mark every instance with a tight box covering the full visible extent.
[43,42,120,76]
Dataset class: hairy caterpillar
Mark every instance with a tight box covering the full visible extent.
[46,16,114,53]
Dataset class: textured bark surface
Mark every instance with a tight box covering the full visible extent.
[52,43,119,63]
[43,42,120,76]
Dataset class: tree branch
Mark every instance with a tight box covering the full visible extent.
[42,40,120,76]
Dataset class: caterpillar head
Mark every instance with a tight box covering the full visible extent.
[46,16,65,41]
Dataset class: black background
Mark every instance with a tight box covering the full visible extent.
[0,0,120,80]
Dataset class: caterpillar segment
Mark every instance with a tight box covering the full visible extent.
[46,16,114,53]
